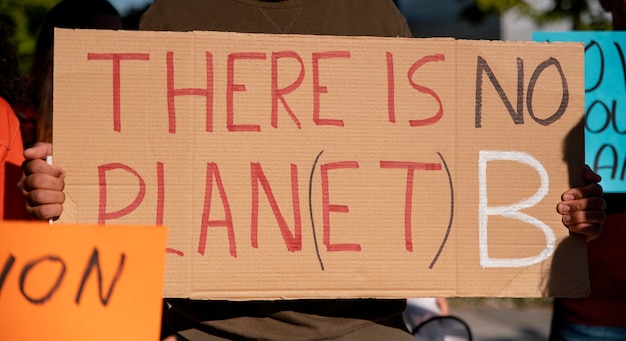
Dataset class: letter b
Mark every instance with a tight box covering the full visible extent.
[478,150,556,268]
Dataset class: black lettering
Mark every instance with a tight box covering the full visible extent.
[586,100,625,135]
[19,255,66,305]
[594,144,619,179]
[75,248,125,306]
[615,41,626,90]
[622,153,626,181]
[527,57,568,126]
[585,100,612,134]
[0,254,16,298]
[612,100,626,134]
[585,40,604,92]
[475,56,524,128]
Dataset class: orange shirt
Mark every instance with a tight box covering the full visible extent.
[0,97,29,220]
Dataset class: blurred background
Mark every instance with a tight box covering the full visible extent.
[0,0,612,72]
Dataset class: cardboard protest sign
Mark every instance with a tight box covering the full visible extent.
[54,29,587,299]
[0,221,167,341]
[534,31,626,193]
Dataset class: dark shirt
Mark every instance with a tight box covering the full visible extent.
[554,196,626,328]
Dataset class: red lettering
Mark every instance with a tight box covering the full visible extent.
[166,249,184,256]
[87,53,150,132]
[167,51,214,133]
[321,161,361,252]
[199,162,237,257]
[250,163,302,251]
[312,51,350,127]
[387,52,396,123]
[407,54,445,126]
[227,52,266,132]
[156,162,165,226]
[271,51,304,129]
[97,163,146,224]
[379,161,442,251]
[157,162,184,256]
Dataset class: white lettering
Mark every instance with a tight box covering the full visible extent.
[478,150,555,268]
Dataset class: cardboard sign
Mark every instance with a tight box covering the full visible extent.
[534,31,626,193]
[0,221,167,341]
[54,29,587,299]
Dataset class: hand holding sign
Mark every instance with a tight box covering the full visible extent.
[18,142,65,220]
[557,165,605,241]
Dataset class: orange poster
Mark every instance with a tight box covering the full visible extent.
[0,221,167,341]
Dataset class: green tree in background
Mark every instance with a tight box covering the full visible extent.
[459,0,612,30]
[0,0,60,71]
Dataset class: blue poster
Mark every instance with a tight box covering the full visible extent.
[534,32,626,193]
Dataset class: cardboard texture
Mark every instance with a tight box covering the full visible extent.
[0,221,167,341]
[53,28,587,299]
[534,31,626,193]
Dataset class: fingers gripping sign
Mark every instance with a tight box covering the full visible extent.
[557,165,606,241]
[19,143,66,221]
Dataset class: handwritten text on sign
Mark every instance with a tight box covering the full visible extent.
[535,31,626,193]
[54,29,586,298]
[0,222,166,341]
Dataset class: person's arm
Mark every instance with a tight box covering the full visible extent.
[18,142,65,220]
[436,297,449,316]
[556,165,605,241]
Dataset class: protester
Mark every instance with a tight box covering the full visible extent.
[548,1,626,340]
[19,1,607,340]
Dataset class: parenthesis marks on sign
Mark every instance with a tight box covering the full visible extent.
[309,150,325,271]
[429,151,454,269]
